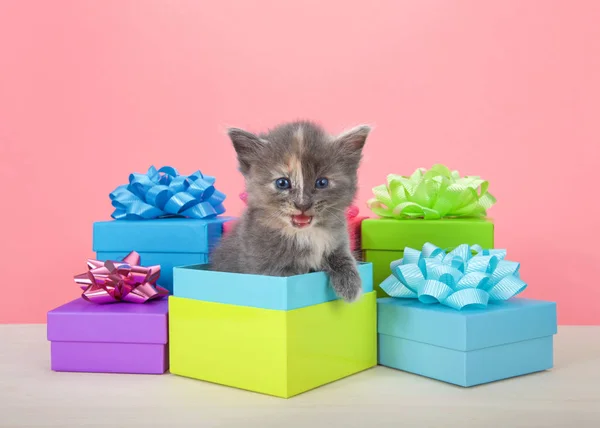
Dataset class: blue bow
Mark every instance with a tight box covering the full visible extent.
[109,166,226,220]
[380,243,527,310]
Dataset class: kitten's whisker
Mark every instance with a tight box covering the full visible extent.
[322,207,346,224]
[262,210,287,226]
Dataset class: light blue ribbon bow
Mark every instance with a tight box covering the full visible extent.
[109,166,226,220]
[380,243,527,310]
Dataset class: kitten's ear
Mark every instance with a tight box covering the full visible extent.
[227,127,268,174]
[334,125,371,161]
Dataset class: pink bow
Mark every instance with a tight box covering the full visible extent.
[74,251,168,304]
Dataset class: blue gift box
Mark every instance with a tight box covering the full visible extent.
[173,262,374,310]
[93,217,233,293]
[377,297,557,387]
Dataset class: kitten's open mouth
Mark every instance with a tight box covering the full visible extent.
[291,214,313,228]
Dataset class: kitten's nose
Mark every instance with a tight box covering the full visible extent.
[294,202,313,213]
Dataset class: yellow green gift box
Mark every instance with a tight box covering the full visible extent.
[362,165,496,297]
[168,263,377,398]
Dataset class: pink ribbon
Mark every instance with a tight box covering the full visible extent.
[74,251,168,304]
[346,204,359,220]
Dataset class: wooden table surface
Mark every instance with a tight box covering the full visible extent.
[1,325,599,428]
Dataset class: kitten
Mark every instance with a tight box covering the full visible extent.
[211,120,371,302]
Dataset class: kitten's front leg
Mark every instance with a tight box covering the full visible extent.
[325,247,363,303]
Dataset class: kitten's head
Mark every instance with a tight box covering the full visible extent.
[227,121,370,232]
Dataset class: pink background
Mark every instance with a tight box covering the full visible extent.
[1,1,599,324]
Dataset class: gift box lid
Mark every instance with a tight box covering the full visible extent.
[47,298,168,344]
[173,262,373,310]
[361,218,494,251]
[377,297,556,352]
[93,217,234,253]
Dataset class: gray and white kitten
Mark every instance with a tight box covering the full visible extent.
[211,120,371,302]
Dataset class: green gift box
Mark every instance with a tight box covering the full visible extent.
[363,164,497,297]
[362,219,494,297]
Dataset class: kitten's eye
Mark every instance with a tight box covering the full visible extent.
[275,178,292,190]
[315,177,329,189]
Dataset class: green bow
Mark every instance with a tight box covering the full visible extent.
[367,164,496,219]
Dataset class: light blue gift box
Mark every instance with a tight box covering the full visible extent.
[377,297,557,387]
[173,262,373,310]
[93,217,233,294]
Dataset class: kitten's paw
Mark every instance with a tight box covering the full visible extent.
[330,268,363,303]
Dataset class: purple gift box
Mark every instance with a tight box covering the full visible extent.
[47,298,169,374]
